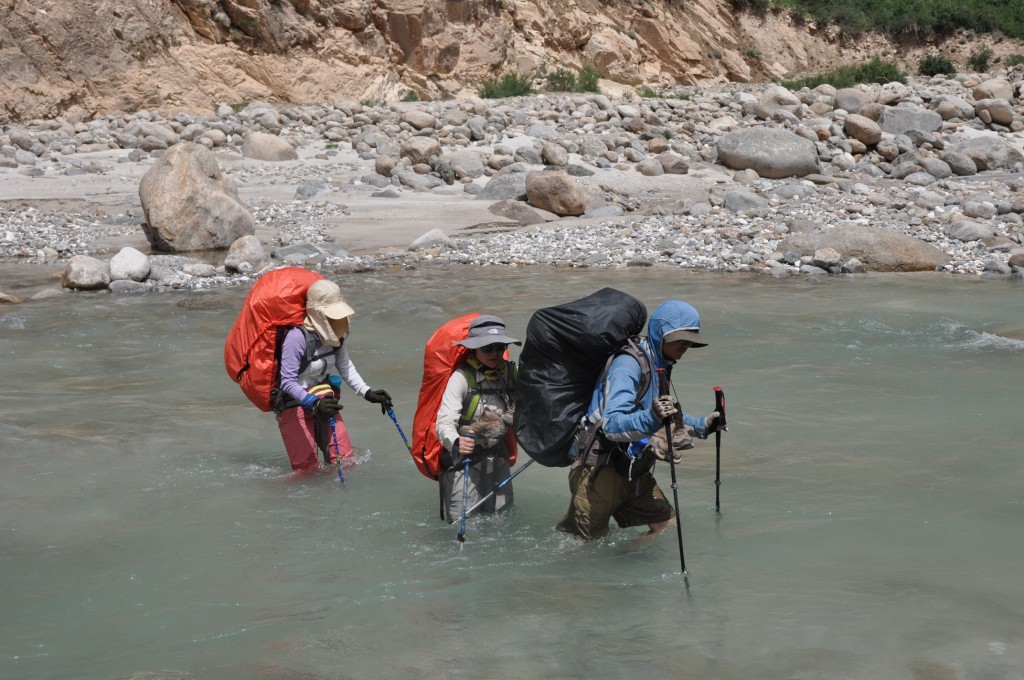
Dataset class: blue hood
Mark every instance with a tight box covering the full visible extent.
[648,300,702,370]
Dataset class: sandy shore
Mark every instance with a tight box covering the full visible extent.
[0,139,733,298]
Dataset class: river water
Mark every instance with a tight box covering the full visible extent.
[1,267,1022,680]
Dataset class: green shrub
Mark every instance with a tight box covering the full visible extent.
[918,53,955,76]
[743,46,764,60]
[478,72,535,99]
[968,47,993,72]
[545,67,578,92]
[577,64,602,93]
[638,86,661,98]
[729,0,771,15]
[762,1,1024,41]
[400,91,420,102]
[540,65,601,93]
[1005,54,1024,67]
[781,56,905,90]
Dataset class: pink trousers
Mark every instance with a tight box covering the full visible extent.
[276,406,354,472]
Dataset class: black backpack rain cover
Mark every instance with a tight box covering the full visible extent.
[514,288,647,466]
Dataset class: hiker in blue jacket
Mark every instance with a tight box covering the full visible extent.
[556,300,723,540]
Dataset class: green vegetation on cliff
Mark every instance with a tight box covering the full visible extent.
[732,0,1024,40]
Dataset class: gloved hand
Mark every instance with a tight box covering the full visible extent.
[645,425,692,464]
[705,411,724,434]
[312,396,343,416]
[363,388,393,414]
[652,395,679,422]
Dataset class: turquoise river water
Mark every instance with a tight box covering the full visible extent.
[1,266,1022,680]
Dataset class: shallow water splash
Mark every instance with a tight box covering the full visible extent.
[1,268,1022,680]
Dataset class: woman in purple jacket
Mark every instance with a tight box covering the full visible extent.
[275,279,392,472]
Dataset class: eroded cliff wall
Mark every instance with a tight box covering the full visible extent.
[0,0,815,122]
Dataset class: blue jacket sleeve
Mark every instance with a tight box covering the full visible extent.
[600,353,659,442]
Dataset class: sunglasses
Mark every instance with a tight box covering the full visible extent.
[478,343,508,353]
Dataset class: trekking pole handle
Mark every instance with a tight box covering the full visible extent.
[714,386,727,430]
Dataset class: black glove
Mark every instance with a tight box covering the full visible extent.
[704,411,724,434]
[312,396,343,416]
[364,388,393,414]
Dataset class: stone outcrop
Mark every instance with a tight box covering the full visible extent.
[139,142,256,251]
[525,170,587,216]
[779,225,952,272]
[716,128,820,179]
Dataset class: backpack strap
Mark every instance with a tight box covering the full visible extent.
[580,338,654,486]
[615,336,652,409]
[459,368,480,428]
[272,327,340,413]
[457,361,516,427]
[298,326,339,374]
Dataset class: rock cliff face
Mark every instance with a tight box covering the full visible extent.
[0,0,868,123]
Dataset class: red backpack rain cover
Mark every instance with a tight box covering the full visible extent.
[411,313,518,480]
[224,267,324,412]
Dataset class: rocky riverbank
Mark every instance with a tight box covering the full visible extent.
[3,71,1024,302]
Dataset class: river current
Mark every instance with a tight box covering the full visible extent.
[2,266,1022,680]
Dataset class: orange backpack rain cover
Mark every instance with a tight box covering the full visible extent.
[224,267,324,412]
[411,314,519,480]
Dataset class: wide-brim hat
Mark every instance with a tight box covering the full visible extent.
[454,314,522,349]
[307,279,355,320]
[663,327,708,348]
[305,279,354,347]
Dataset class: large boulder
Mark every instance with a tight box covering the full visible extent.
[779,224,950,272]
[224,235,267,273]
[756,85,802,120]
[62,255,110,290]
[716,128,819,179]
[139,142,256,252]
[240,131,298,161]
[524,171,587,216]
[109,247,150,282]
[974,99,1015,126]
[445,149,486,179]
[973,78,1014,101]
[123,121,180,150]
[400,136,442,165]
[476,166,529,201]
[878,103,942,135]
[946,136,1024,171]
[844,114,882,146]
[932,95,975,121]
[834,87,874,115]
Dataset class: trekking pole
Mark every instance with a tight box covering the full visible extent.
[386,407,413,454]
[657,368,687,577]
[450,458,535,524]
[713,386,727,513]
[326,377,346,484]
[457,456,471,544]
[329,416,345,485]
